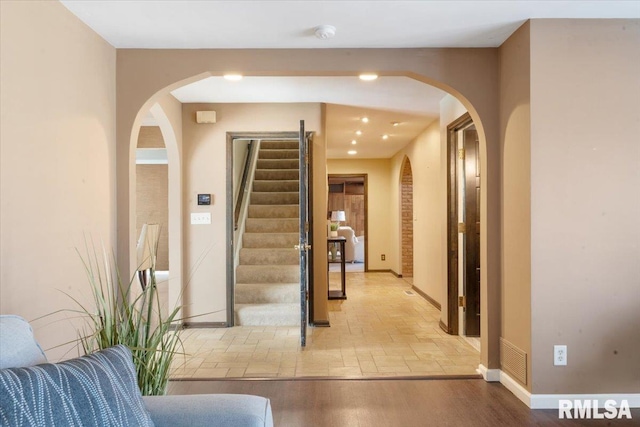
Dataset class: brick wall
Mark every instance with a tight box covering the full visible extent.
[401,159,413,277]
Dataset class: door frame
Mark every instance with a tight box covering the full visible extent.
[445,113,474,335]
[327,173,368,272]
[226,131,314,326]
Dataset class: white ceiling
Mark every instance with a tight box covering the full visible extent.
[60,1,639,49]
[171,76,444,158]
[171,76,445,116]
[61,0,639,159]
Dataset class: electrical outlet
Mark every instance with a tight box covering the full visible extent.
[381,254,386,261]
[554,345,567,366]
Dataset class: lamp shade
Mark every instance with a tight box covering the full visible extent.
[331,211,346,222]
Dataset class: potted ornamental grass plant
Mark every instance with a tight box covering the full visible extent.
[70,227,181,396]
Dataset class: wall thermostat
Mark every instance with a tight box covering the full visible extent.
[197,194,211,205]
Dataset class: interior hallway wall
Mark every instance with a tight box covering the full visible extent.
[390,120,443,306]
[0,1,116,360]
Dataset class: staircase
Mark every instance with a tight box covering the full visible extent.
[235,140,301,326]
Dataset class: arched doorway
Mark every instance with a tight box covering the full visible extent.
[117,50,500,375]
[400,157,414,278]
[135,118,169,313]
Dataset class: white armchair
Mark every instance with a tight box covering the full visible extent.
[337,226,365,263]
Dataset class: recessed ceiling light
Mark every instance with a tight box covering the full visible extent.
[392,122,400,127]
[355,130,362,136]
[382,134,389,140]
[348,150,357,155]
[351,140,357,145]
[224,74,243,81]
[361,117,369,123]
[359,73,378,81]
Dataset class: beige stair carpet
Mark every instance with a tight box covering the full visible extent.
[235,140,301,326]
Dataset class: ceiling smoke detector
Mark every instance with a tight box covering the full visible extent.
[314,25,336,40]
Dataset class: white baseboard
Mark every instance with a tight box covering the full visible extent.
[481,368,640,409]
[499,370,532,407]
[476,364,500,382]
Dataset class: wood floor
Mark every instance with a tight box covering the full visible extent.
[168,378,640,426]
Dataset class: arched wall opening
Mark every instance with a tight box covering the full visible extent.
[400,156,414,278]
[128,100,184,318]
[116,48,501,372]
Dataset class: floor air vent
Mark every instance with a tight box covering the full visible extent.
[403,290,415,296]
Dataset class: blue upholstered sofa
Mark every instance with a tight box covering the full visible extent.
[0,315,273,427]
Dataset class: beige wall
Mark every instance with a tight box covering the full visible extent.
[136,126,169,271]
[390,121,443,305]
[529,19,640,394]
[499,22,533,391]
[327,159,393,271]
[0,1,116,360]
[136,164,169,271]
[181,103,323,322]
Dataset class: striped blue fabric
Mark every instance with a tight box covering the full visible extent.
[0,345,154,427]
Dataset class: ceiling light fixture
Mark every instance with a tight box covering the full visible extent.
[314,25,336,40]
[359,73,378,81]
[351,140,357,145]
[361,117,369,123]
[223,74,243,81]
[348,150,357,155]
[382,134,389,140]
[355,130,362,136]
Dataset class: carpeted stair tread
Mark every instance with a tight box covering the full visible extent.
[236,265,300,284]
[256,159,299,169]
[248,205,299,219]
[260,141,299,150]
[240,248,300,265]
[254,169,299,181]
[251,192,299,205]
[246,218,299,233]
[258,149,299,160]
[253,180,299,192]
[242,232,298,248]
[235,283,299,304]
[235,303,299,326]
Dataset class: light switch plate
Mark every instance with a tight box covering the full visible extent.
[191,212,211,225]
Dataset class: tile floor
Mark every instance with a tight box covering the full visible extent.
[170,272,480,379]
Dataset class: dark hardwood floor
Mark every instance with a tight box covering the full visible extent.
[168,378,639,426]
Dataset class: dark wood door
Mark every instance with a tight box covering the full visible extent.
[298,120,310,346]
[464,129,481,336]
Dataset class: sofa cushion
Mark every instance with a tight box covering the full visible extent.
[0,315,47,369]
[0,345,154,427]
[144,394,274,427]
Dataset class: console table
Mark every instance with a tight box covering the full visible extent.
[327,237,347,299]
